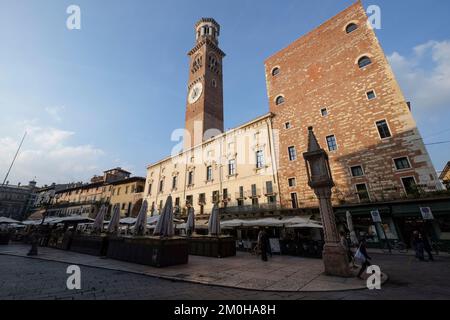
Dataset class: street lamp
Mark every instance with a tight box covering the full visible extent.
[303,127,351,277]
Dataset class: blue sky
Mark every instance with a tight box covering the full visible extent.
[1,0,450,185]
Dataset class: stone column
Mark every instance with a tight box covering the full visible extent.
[315,187,351,277]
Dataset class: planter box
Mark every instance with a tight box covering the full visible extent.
[107,236,189,267]
[70,234,109,256]
[0,233,11,245]
[189,236,236,258]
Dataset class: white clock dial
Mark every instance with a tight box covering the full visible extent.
[188,82,203,104]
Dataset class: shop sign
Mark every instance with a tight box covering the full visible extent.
[420,207,434,221]
[370,210,382,223]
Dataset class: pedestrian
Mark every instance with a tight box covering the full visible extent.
[340,230,356,268]
[356,238,372,279]
[27,228,39,256]
[412,231,425,261]
[265,228,273,258]
[257,228,268,262]
[421,233,434,262]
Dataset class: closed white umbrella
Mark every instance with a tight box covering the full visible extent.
[208,204,221,236]
[153,196,174,237]
[346,211,359,246]
[134,200,148,236]
[107,204,121,234]
[92,205,106,233]
[186,207,195,236]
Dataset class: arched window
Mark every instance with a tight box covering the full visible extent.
[358,56,372,69]
[345,23,358,34]
[275,95,285,105]
[272,67,280,76]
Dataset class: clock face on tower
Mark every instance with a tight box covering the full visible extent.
[188,82,203,104]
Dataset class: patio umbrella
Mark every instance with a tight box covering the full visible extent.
[208,204,221,236]
[107,204,121,234]
[346,211,359,246]
[92,205,106,233]
[186,207,195,236]
[134,200,148,236]
[153,196,174,237]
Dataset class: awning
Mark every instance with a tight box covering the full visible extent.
[220,216,322,229]
[0,217,21,224]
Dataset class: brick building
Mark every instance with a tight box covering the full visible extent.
[265,1,442,209]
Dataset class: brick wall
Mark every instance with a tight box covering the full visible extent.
[265,2,441,208]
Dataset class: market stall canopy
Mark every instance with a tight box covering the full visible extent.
[285,222,323,229]
[0,217,21,224]
[221,216,322,229]
[120,217,137,225]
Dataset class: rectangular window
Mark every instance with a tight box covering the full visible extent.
[251,184,257,197]
[326,135,338,151]
[175,197,180,207]
[265,181,273,194]
[237,199,244,206]
[252,197,259,206]
[401,177,417,196]
[199,193,206,204]
[117,188,121,196]
[351,165,364,177]
[321,108,328,117]
[159,180,164,193]
[290,193,298,209]
[172,176,177,189]
[228,159,236,176]
[239,186,244,199]
[206,166,213,181]
[223,188,228,200]
[394,157,411,170]
[148,184,152,195]
[159,200,163,210]
[125,186,129,194]
[212,191,220,203]
[288,146,297,161]
[288,178,296,187]
[367,90,376,100]
[356,183,370,202]
[256,150,264,169]
[188,171,194,185]
[186,195,193,206]
[121,203,126,210]
[376,120,392,139]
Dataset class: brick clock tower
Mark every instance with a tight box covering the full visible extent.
[184,18,225,150]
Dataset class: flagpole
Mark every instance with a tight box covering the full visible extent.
[2,131,27,186]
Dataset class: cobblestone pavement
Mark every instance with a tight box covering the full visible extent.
[1,254,449,300]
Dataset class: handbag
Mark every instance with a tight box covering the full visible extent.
[354,246,366,265]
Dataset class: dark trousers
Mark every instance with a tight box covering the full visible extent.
[357,261,371,278]
[261,247,268,262]
[425,248,434,261]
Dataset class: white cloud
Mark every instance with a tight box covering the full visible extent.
[0,123,105,186]
[388,40,450,111]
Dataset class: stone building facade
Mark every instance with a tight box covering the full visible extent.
[46,168,144,218]
[145,114,280,217]
[264,2,441,209]
[0,181,37,220]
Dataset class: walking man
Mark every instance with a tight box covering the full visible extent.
[356,238,372,279]
[257,228,268,262]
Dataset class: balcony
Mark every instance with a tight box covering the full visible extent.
[247,188,261,198]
